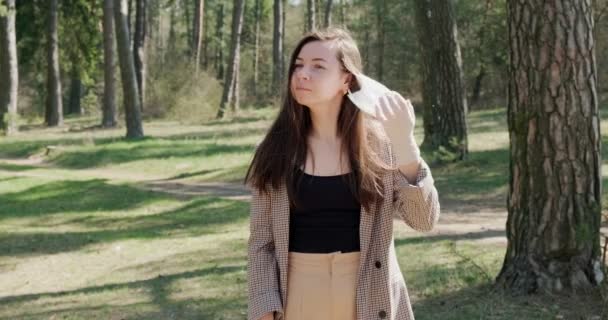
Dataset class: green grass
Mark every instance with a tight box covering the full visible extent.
[0,108,277,184]
[0,105,606,319]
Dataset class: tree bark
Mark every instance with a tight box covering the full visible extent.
[496,0,604,294]
[192,0,204,73]
[0,0,18,135]
[413,0,468,161]
[217,0,245,119]
[102,0,118,128]
[272,0,283,94]
[133,0,146,112]
[45,0,63,127]
[114,0,143,138]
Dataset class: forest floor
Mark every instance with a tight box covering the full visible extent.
[0,106,606,319]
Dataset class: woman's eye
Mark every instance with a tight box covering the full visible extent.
[314,65,325,69]
[294,64,303,68]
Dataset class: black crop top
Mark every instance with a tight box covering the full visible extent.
[288,168,361,253]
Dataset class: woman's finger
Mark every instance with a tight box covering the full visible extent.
[376,96,388,121]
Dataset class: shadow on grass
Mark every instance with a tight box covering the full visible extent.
[0,179,171,218]
[0,264,247,320]
[204,115,268,127]
[395,229,506,246]
[0,177,249,256]
[162,126,266,142]
[412,282,606,320]
[50,142,254,169]
[160,163,250,184]
[0,163,40,172]
[404,239,607,319]
[0,136,122,159]
[0,125,264,169]
[430,148,509,206]
[0,176,21,183]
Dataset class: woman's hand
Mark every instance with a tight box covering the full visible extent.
[376,91,421,166]
[259,312,274,320]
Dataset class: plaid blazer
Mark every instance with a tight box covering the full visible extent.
[247,127,441,320]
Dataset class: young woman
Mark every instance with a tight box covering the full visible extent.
[244,28,440,320]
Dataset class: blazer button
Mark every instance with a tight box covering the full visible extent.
[375,260,382,268]
[379,310,387,318]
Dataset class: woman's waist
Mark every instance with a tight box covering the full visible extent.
[287,250,361,275]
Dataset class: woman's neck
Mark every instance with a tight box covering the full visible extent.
[308,98,342,143]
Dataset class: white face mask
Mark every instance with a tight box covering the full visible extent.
[346,73,391,118]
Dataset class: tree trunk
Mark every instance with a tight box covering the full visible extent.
[413,0,468,161]
[306,0,315,32]
[324,0,333,28]
[281,0,285,65]
[470,66,485,109]
[363,26,369,68]
[339,0,346,27]
[45,0,63,127]
[128,0,133,45]
[183,0,191,54]
[102,0,118,128]
[155,2,165,68]
[0,0,18,135]
[114,0,143,138]
[468,0,493,110]
[133,0,146,112]
[496,0,604,294]
[375,0,385,81]
[192,0,204,73]
[215,3,224,80]
[67,67,83,115]
[216,0,245,119]
[272,0,283,94]
[168,4,176,55]
[253,0,260,98]
[315,0,321,27]
[231,65,240,112]
[203,1,209,69]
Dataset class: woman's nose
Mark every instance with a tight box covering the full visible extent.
[295,68,310,81]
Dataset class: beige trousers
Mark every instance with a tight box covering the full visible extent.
[284,251,360,320]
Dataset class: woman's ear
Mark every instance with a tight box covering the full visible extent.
[343,73,353,92]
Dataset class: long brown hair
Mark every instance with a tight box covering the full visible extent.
[243,27,392,213]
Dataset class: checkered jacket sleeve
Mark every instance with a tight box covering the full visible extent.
[391,157,440,232]
[247,186,283,320]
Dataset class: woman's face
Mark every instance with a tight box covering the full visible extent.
[290,40,351,109]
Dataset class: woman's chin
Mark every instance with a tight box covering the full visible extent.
[294,96,314,106]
